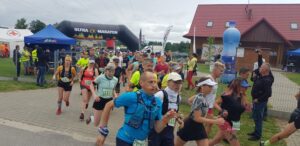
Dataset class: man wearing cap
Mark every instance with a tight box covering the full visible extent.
[148,72,184,146]
[95,52,109,74]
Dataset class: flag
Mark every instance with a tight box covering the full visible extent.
[193,27,196,53]
[139,29,142,50]
[162,25,173,50]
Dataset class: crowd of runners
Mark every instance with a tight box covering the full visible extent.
[51,48,300,146]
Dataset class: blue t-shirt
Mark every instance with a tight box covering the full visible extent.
[114,91,163,144]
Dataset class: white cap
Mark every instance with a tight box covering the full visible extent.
[196,79,217,87]
[167,72,182,81]
[89,60,95,64]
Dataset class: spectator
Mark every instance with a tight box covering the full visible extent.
[13,45,21,77]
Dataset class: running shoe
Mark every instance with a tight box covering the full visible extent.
[56,108,62,115]
[79,113,84,121]
[65,101,69,107]
[86,116,91,125]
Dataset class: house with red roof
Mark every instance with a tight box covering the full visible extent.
[184,4,300,69]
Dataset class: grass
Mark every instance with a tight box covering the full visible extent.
[178,77,286,146]
[198,63,211,74]
[0,80,56,92]
[0,58,18,77]
[282,72,300,86]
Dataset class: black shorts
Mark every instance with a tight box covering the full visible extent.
[177,118,207,141]
[57,81,72,91]
[289,109,300,129]
[93,97,113,110]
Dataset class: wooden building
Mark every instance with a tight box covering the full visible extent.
[184,4,300,70]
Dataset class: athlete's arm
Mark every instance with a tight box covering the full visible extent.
[187,95,196,105]
[90,81,100,102]
[193,110,224,125]
[214,97,223,112]
[154,110,177,133]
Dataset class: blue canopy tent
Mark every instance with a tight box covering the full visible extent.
[286,48,300,72]
[287,48,300,56]
[24,24,76,46]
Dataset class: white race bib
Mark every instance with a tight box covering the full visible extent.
[61,77,70,83]
[84,80,92,86]
[168,118,176,127]
[133,139,146,146]
[102,89,113,97]
[232,121,240,131]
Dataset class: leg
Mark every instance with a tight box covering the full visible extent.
[195,139,208,146]
[81,89,89,114]
[93,109,103,127]
[39,66,46,86]
[63,91,71,105]
[269,122,297,144]
[252,102,267,139]
[209,130,224,146]
[56,87,64,115]
[224,131,240,146]
[175,136,187,146]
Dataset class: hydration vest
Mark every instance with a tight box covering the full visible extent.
[125,91,159,129]
[161,90,180,115]
[60,66,72,79]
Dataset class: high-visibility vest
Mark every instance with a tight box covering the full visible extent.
[32,49,38,62]
[20,50,30,62]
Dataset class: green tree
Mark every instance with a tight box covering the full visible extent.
[29,20,46,33]
[15,18,28,29]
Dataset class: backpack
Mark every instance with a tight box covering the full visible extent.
[161,90,180,115]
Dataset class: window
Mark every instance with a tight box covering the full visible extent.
[207,21,213,27]
[291,23,298,30]
[225,21,230,27]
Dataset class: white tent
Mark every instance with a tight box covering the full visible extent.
[0,28,33,58]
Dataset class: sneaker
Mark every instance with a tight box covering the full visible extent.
[79,113,84,121]
[248,136,260,141]
[86,115,94,125]
[56,108,62,115]
[65,101,69,107]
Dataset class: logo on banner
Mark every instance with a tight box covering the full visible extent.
[7,30,21,37]
[44,39,57,43]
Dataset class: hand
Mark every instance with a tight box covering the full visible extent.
[215,118,225,125]
[94,96,100,102]
[253,99,258,103]
[70,81,74,86]
[165,109,177,120]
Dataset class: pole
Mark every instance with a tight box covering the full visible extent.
[193,27,196,53]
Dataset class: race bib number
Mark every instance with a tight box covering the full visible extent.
[168,118,176,127]
[133,139,146,146]
[103,89,113,97]
[84,80,92,86]
[61,77,70,83]
[232,121,240,131]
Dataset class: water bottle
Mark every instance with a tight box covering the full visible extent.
[221,21,241,83]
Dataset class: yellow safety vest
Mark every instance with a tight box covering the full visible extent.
[32,49,38,62]
[20,50,30,62]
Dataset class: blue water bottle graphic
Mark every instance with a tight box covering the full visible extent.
[220,21,241,83]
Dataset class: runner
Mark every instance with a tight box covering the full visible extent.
[161,62,182,89]
[78,60,99,121]
[205,61,225,134]
[127,58,154,92]
[87,63,118,127]
[260,90,300,146]
[209,78,249,146]
[175,77,225,146]
[148,72,184,146]
[52,55,77,115]
[112,57,123,95]
[97,71,177,146]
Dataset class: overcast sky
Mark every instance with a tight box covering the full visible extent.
[1,0,299,42]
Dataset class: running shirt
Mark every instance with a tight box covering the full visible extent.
[221,93,245,122]
[155,87,181,111]
[205,75,218,108]
[191,93,209,119]
[80,67,95,89]
[56,65,76,82]
[94,74,118,99]
[188,57,197,71]
[76,58,89,68]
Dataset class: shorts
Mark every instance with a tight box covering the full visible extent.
[289,109,300,129]
[80,84,91,92]
[93,97,113,110]
[116,137,132,146]
[57,81,72,91]
[148,126,174,146]
[23,61,30,68]
[177,118,208,141]
[208,108,214,115]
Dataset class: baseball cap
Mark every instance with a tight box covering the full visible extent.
[168,72,182,81]
[239,67,250,74]
[241,80,251,88]
[89,60,95,64]
[196,78,217,87]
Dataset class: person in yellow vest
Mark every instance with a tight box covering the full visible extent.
[186,53,197,90]
[76,51,89,71]
[31,46,38,75]
[20,46,31,75]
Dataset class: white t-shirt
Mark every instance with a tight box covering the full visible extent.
[205,75,218,108]
[118,56,123,67]
[155,87,181,111]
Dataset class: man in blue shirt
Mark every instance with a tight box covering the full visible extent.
[96,71,177,146]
